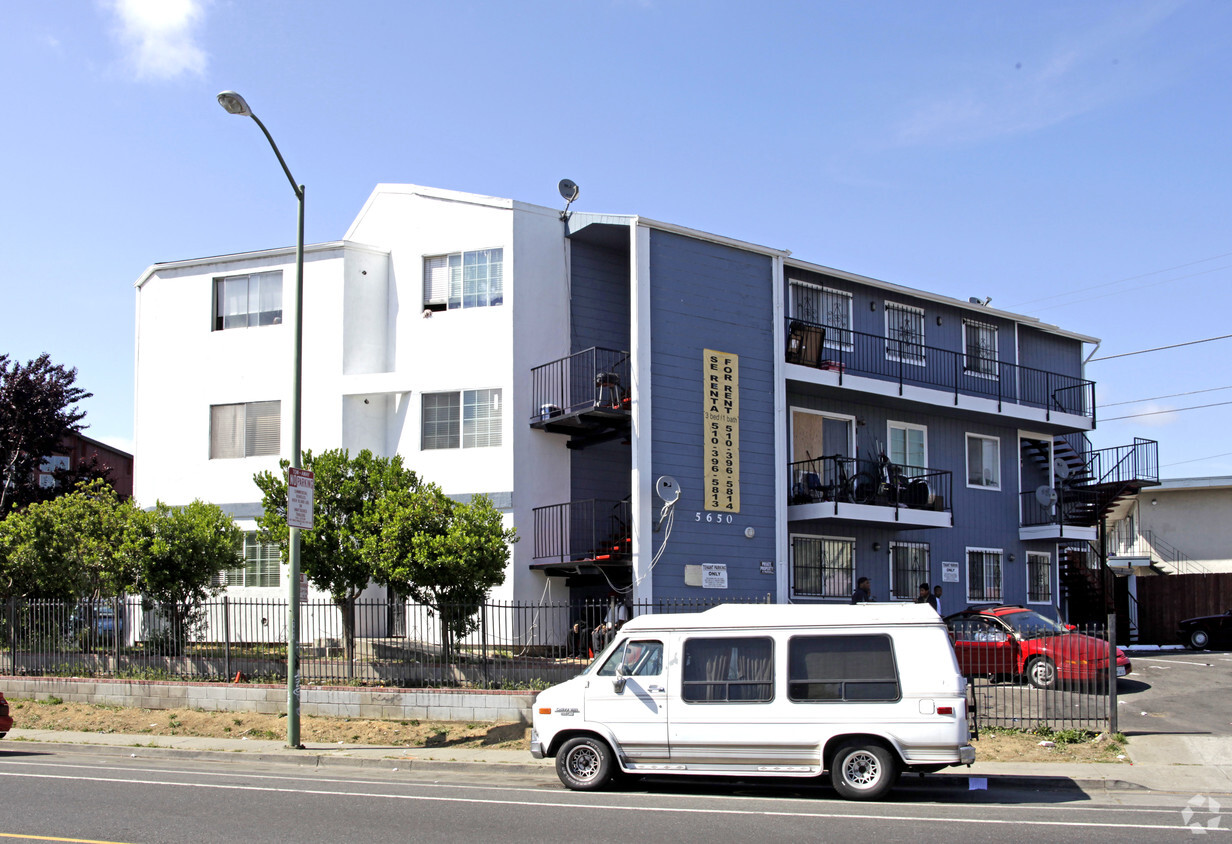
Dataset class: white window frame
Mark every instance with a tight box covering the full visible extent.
[209,401,281,460]
[962,319,999,379]
[421,389,503,450]
[884,302,925,365]
[886,420,927,473]
[222,532,282,588]
[965,547,1003,604]
[213,271,283,331]
[423,248,504,311]
[789,280,853,351]
[966,433,1001,490]
[1026,551,1052,605]
[889,541,930,602]
[789,533,855,601]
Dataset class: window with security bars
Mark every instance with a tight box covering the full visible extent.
[890,542,930,600]
[423,248,504,311]
[963,320,998,377]
[209,401,280,459]
[885,302,925,365]
[213,271,282,330]
[1027,552,1052,603]
[422,389,502,449]
[967,548,1003,602]
[790,281,853,350]
[791,536,854,599]
[221,533,281,588]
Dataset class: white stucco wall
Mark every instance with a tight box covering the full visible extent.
[1138,481,1232,573]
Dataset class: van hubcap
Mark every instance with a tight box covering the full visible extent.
[566,745,600,781]
[843,751,881,787]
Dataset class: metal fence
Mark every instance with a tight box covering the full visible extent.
[949,620,1117,734]
[0,595,768,690]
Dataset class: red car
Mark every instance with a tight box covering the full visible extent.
[0,692,12,738]
[945,606,1131,689]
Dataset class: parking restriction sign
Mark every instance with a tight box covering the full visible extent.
[287,468,315,530]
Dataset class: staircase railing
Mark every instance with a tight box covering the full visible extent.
[1110,529,1209,575]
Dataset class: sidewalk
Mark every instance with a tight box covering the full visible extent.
[6,728,1231,796]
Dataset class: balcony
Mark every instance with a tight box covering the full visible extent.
[529,499,632,578]
[787,454,952,528]
[529,347,631,449]
[784,317,1095,424]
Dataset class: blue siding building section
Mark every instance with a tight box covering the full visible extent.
[646,231,778,600]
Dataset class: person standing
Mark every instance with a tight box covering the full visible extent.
[851,576,874,604]
[917,582,938,611]
[933,584,944,614]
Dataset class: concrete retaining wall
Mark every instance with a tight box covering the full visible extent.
[0,676,536,723]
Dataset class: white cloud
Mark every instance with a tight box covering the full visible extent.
[105,0,208,81]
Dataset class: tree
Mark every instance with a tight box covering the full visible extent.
[127,500,245,654]
[254,449,417,675]
[371,485,515,661]
[0,353,93,512]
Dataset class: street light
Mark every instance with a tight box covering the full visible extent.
[217,89,306,749]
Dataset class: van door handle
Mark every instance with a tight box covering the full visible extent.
[648,685,665,693]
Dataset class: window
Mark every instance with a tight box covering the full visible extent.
[682,637,774,702]
[788,635,900,702]
[887,421,926,472]
[596,640,664,677]
[885,302,924,365]
[966,433,1001,489]
[421,390,502,449]
[963,320,998,378]
[214,272,282,330]
[790,281,853,350]
[890,541,930,601]
[210,401,280,459]
[791,535,854,599]
[967,548,1003,602]
[423,248,503,311]
[221,533,281,588]
[1027,552,1052,604]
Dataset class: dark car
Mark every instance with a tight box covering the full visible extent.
[1178,610,1232,650]
[0,691,13,738]
[944,605,1131,689]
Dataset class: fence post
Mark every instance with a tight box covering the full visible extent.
[223,595,232,681]
[4,598,13,675]
[481,604,489,688]
[1107,612,1118,735]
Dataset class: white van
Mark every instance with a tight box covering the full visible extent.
[531,603,975,800]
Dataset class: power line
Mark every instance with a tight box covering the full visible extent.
[1088,333,1232,362]
[1025,264,1230,314]
[1100,385,1232,408]
[1101,400,1232,422]
[1005,250,1232,309]
[1162,450,1232,467]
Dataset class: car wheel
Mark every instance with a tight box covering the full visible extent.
[830,742,900,801]
[1188,628,1210,650]
[555,736,615,791]
[1026,656,1057,690]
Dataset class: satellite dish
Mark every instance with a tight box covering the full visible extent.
[655,475,681,504]
[558,179,580,203]
[1035,485,1058,508]
[1053,458,1072,481]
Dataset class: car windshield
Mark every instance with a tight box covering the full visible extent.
[1000,610,1067,638]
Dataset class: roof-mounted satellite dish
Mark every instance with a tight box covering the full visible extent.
[558,179,580,219]
[1035,485,1058,509]
[1053,457,1073,482]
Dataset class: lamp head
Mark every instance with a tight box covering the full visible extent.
[217,90,253,117]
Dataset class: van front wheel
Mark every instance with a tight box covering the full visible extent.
[830,742,899,801]
[556,736,615,791]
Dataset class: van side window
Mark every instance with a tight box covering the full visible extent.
[788,635,900,702]
[682,637,773,703]
[595,640,664,677]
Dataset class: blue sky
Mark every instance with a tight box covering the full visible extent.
[3,0,1230,476]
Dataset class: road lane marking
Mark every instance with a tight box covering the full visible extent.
[0,835,136,844]
[0,770,1212,832]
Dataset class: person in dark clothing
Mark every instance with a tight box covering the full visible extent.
[851,576,874,604]
[933,584,943,613]
[917,582,939,611]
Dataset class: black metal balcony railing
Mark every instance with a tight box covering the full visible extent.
[1018,486,1101,528]
[529,347,631,424]
[1019,438,1159,528]
[785,317,1096,420]
[533,499,632,565]
[787,454,952,517]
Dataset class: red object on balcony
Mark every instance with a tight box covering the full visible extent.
[819,360,846,372]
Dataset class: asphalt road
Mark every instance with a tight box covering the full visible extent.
[1119,648,1232,737]
[0,746,1224,843]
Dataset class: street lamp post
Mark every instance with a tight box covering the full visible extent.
[217,90,306,749]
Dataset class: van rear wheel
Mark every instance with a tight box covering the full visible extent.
[556,736,615,791]
[830,742,899,801]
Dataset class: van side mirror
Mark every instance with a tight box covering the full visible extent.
[613,662,629,693]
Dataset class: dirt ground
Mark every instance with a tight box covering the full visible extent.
[5,697,1128,762]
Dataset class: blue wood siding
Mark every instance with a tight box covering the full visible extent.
[1017,325,1084,380]
[570,240,630,354]
[648,231,777,600]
